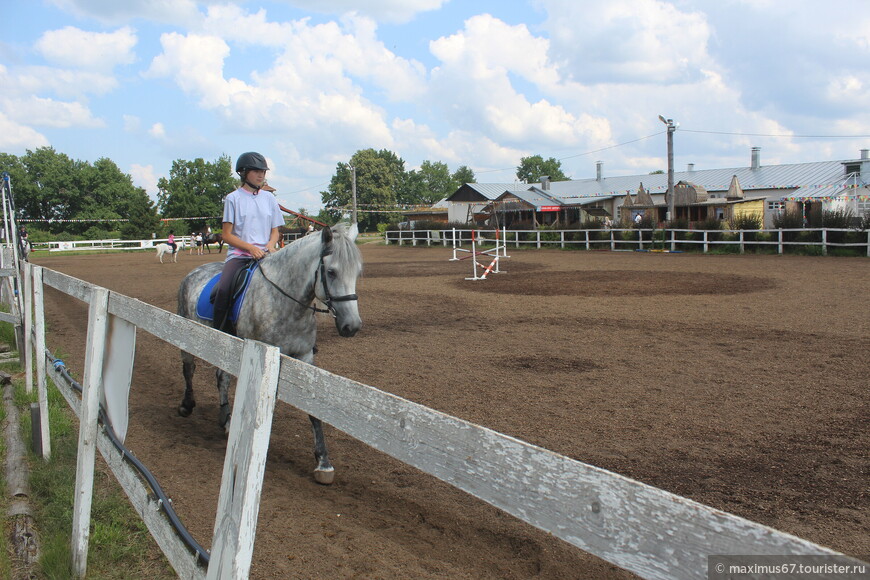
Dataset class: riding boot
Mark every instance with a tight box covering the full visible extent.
[212,305,229,333]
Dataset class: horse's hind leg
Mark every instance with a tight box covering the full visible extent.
[309,415,335,485]
[178,350,196,416]
[216,368,232,435]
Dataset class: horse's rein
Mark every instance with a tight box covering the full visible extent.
[255,247,357,317]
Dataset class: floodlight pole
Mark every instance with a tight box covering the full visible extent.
[659,115,676,222]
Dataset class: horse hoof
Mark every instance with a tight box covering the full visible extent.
[313,467,335,485]
[178,405,192,417]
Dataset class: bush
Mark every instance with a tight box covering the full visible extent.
[772,209,803,229]
[728,213,762,231]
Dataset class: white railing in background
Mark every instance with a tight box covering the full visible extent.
[385,227,870,257]
[30,232,305,253]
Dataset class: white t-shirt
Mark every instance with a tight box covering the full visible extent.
[222,187,284,260]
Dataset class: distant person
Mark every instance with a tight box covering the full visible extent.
[167,231,177,254]
[196,232,203,255]
[604,216,612,230]
[634,214,642,225]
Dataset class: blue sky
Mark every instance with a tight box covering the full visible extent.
[2,0,869,214]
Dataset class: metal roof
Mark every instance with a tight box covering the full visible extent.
[447,156,869,205]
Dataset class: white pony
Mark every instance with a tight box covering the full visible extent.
[156,241,183,263]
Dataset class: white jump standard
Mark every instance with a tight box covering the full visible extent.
[455,229,508,281]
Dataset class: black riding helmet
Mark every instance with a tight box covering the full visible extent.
[235,151,269,173]
[236,152,269,192]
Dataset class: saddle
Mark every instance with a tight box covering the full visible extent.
[195,259,259,324]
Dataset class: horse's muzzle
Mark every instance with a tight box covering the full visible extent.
[336,317,361,337]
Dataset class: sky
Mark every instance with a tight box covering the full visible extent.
[2,0,870,214]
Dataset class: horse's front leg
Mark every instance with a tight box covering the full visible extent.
[216,367,233,435]
[310,415,334,485]
[178,351,196,416]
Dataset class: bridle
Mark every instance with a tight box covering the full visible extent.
[256,244,358,317]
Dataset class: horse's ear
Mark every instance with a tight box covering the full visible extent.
[348,222,358,242]
[321,224,333,245]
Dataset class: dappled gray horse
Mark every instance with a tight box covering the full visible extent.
[176,223,362,484]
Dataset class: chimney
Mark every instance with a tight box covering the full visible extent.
[540,175,550,190]
[861,149,869,160]
[596,161,603,181]
[687,163,695,172]
[751,147,761,170]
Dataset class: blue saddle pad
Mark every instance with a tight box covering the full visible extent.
[195,263,259,323]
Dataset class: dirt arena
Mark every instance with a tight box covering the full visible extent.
[32,242,868,578]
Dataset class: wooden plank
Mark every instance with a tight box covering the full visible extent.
[207,340,280,580]
[276,357,851,580]
[45,360,207,579]
[71,287,109,578]
[106,292,243,376]
[0,311,18,324]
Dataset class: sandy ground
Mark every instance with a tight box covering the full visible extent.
[32,243,868,578]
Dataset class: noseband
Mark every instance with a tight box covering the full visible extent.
[256,244,358,317]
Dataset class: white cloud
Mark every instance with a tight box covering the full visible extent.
[35,26,137,70]
[280,0,448,24]
[46,0,202,26]
[428,14,609,153]
[0,111,50,150]
[15,66,119,98]
[541,0,712,84]
[129,163,159,196]
[3,96,104,128]
[149,122,166,139]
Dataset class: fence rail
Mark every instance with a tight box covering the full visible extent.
[11,261,866,579]
[385,227,870,256]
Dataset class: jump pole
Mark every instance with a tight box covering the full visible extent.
[465,230,502,281]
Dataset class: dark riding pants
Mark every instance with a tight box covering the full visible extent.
[212,257,250,331]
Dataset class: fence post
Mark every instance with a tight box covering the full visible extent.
[822,228,827,256]
[207,339,280,580]
[778,229,783,254]
[585,230,591,251]
[23,262,33,394]
[72,287,110,578]
[33,265,50,459]
[703,231,709,253]
[739,230,745,254]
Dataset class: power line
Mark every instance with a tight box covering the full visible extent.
[681,129,870,139]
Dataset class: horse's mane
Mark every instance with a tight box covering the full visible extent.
[283,222,362,273]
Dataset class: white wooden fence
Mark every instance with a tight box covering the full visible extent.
[12,261,866,579]
[387,227,870,256]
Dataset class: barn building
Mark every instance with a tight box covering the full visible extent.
[442,148,870,228]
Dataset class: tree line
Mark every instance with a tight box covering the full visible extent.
[0,146,569,239]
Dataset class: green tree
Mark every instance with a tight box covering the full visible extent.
[1,147,159,237]
[516,155,569,183]
[156,155,235,233]
[452,165,476,186]
[322,149,405,231]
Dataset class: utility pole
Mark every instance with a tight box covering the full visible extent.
[659,115,676,222]
[348,164,357,224]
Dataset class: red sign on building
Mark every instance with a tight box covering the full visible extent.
[540,206,560,212]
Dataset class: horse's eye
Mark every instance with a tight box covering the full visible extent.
[327,268,337,279]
